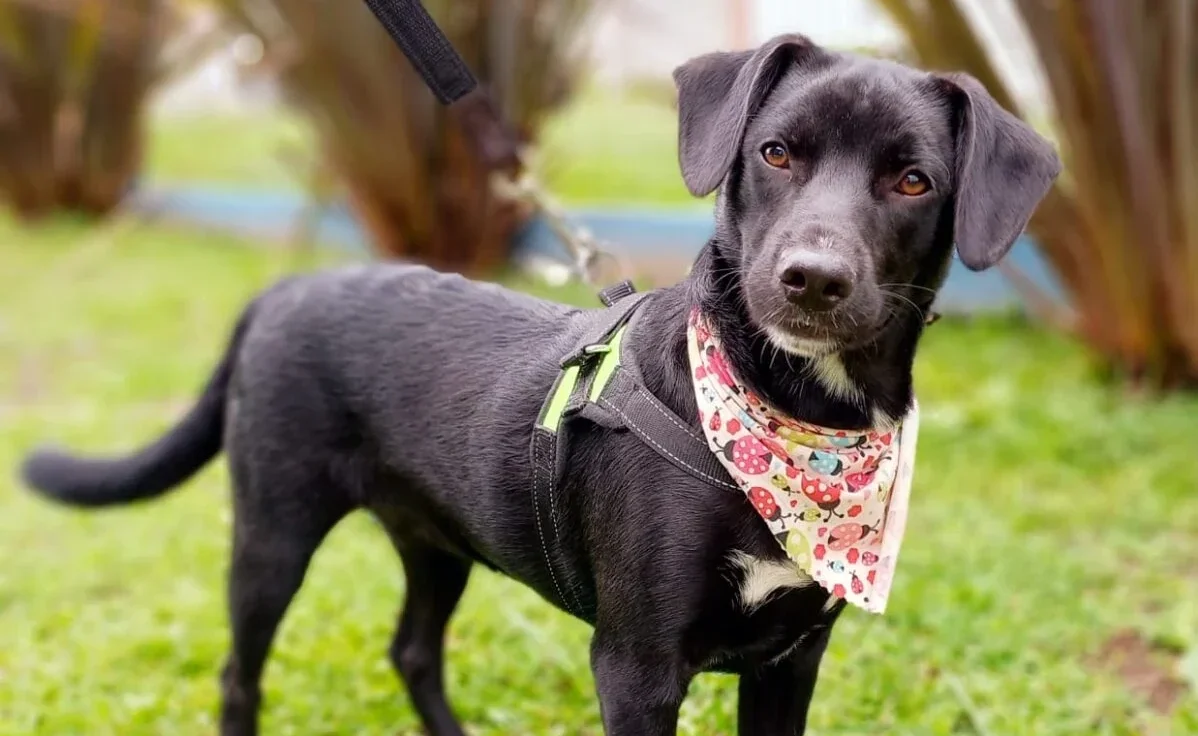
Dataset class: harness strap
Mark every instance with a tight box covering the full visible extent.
[530,292,650,617]
[530,290,742,618]
[592,370,738,493]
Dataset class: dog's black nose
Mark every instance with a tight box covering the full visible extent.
[777,253,854,311]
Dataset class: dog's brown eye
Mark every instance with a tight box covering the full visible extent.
[895,170,931,196]
[761,143,790,169]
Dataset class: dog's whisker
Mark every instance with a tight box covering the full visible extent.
[880,289,926,320]
[877,282,937,295]
[880,304,904,326]
[710,269,740,291]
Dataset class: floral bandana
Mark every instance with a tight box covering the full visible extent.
[687,311,919,614]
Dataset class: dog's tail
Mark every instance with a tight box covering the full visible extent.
[19,302,258,508]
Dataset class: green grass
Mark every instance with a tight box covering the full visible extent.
[146,112,315,191]
[1,217,1196,735]
[145,88,699,207]
[536,88,699,207]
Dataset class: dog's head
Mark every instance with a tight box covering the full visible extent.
[674,34,1060,356]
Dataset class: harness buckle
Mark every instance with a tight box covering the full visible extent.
[598,279,637,307]
[559,342,610,369]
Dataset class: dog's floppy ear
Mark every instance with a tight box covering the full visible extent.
[673,34,821,197]
[941,73,1062,271]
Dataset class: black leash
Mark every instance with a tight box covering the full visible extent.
[360,0,520,171]
[361,0,475,106]
[360,0,629,287]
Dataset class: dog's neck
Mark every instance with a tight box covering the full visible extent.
[633,242,930,433]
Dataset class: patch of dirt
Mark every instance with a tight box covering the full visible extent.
[1094,628,1188,714]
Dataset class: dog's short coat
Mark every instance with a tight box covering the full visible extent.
[20,35,1059,735]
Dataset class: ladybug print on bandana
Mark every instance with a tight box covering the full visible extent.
[720,436,773,475]
[808,450,843,476]
[748,487,781,521]
[687,310,921,615]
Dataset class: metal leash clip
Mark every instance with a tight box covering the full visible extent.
[489,166,627,288]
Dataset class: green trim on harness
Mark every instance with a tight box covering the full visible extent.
[587,324,627,402]
[537,323,628,432]
[527,288,748,619]
[538,364,580,431]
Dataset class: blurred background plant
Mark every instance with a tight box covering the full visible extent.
[0,0,222,219]
[214,0,594,272]
[876,0,1198,390]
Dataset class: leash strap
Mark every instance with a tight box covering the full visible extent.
[361,0,475,105]
[362,0,520,170]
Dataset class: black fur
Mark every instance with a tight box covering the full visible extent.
[18,35,1059,736]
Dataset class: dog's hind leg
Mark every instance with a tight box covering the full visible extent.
[218,473,350,736]
[389,542,472,736]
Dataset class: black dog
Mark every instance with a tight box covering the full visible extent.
[21,34,1059,735]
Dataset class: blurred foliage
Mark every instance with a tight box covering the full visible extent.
[876,0,1198,389]
[216,0,595,272]
[0,0,221,218]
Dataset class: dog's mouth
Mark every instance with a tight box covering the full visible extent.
[759,306,888,358]
[763,319,842,358]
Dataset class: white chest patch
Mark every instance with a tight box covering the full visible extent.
[807,354,863,405]
[728,551,813,611]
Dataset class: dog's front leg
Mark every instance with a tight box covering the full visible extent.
[591,636,690,735]
[736,628,832,735]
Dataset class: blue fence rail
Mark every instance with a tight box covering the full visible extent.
[130,184,1065,314]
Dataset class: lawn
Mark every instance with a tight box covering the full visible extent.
[1,213,1196,735]
[145,112,315,192]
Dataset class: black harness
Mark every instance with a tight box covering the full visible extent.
[524,282,739,617]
